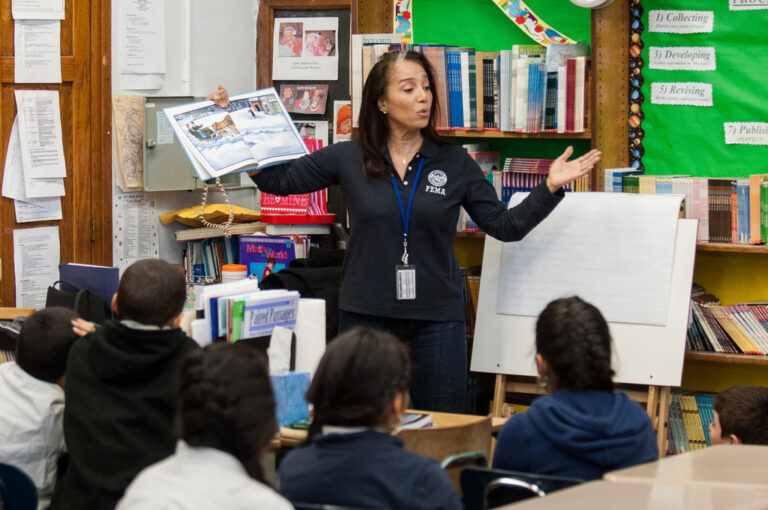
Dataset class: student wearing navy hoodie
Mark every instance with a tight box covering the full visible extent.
[493,296,658,481]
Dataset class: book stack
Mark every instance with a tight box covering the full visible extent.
[667,392,715,455]
[614,173,768,245]
[184,237,241,283]
[350,37,590,133]
[687,290,768,355]
[201,279,300,342]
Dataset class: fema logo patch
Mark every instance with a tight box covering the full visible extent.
[428,170,447,187]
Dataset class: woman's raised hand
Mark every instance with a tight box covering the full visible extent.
[206,84,230,108]
[545,146,602,193]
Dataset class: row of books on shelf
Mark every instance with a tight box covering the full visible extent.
[182,233,310,283]
[605,169,768,245]
[688,297,768,356]
[457,146,589,232]
[667,392,714,455]
[351,34,589,133]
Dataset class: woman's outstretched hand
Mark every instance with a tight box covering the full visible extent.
[206,84,230,108]
[545,146,602,193]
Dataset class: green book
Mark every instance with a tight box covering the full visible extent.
[230,299,246,342]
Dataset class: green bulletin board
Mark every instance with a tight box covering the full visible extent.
[639,0,768,177]
[411,0,592,160]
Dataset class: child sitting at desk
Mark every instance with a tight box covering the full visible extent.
[0,307,82,508]
[277,326,462,510]
[709,385,768,446]
[52,259,199,510]
[493,296,658,481]
[116,343,292,509]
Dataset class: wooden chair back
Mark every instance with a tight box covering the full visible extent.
[397,414,493,495]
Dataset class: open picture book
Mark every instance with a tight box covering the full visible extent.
[163,87,309,181]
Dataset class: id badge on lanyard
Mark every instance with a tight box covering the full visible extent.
[392,158,424,301]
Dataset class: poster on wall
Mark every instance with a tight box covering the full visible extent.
[280,84,329,114]
[272,17,338,81]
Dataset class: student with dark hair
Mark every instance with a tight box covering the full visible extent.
[493,296,658,481]
[0,307,80,508]
[207,50,601,413]
[116,343,292,509]
[709,385,768,445]
[52,259,199,510]
[277,326,462,510]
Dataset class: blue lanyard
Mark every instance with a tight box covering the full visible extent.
[391,158,424,265]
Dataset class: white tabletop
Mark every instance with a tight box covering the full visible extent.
[498,480,768,510]
[604,445,768,489]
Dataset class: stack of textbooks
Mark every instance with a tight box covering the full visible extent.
[350,36,590,133]
[667,392,715,455]
[688,298,768,355]
[201,279,300,342]
[606,171,768,245]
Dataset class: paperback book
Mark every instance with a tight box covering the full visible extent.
[163,88,309,181]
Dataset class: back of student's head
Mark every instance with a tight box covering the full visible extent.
[177,342,276,482]
[17,307,79,383]
[116,259,186,327]
[714,385,768,445]
[307,326,410,436]
[536,296,614,392]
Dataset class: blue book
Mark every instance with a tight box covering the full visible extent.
[445,50,463,129]
[59,263,119,306]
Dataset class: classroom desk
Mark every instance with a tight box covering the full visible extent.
[277,410,489,447]
[496,480,768,510]
[604,445,768,489]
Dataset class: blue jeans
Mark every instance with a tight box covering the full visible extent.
[338,310,467,413]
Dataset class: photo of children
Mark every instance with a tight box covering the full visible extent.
[333,101,352,143]
[303,30,336,57]
[278,23,302,57]
[272,17,338,81]
[279,85,328,115]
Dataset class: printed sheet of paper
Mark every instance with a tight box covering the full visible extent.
[118,0,165,90]
[648,10,714,33]
[119,0,166,74]
[2,117,64,200]
[14,90,66,179]
[113,190,158,272]
[272,17,339,80]
[14,20,61,83]
[14,197,62,223]
[11,0,64,20]
[112,95,145,190]
[496,192,684,326]
[730,0,768,10]
[651,82,713,107]
[725,122,768,145]
[13,226,60,310]
[648,47,716,71]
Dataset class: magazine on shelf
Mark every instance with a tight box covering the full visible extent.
[163,87,309,181]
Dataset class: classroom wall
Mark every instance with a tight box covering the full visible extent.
[110,0,261,266]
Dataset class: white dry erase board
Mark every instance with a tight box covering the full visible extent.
[470,217,697,388]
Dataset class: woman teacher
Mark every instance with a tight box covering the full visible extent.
[208,51,601,413]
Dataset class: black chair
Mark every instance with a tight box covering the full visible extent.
[460,466,584,510]
[0,462,38,510]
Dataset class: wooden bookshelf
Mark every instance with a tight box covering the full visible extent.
[685,351,768,366]
[696,243,768,254]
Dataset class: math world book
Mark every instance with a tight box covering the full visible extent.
[163,88,309,181]
[239,235,298,282]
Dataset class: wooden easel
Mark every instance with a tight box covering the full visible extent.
[491,374,672,458]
